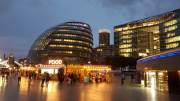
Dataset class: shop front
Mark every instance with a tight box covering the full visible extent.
[140,71,169,91]
[66,64,112,83]
[35,60,65,80]
[137,48,180,95]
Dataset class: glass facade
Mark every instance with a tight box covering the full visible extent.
[27,22,93,64]
[114,9,180,58]
[159,11,180,51]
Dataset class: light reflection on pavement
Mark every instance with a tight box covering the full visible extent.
[0,75,180,101]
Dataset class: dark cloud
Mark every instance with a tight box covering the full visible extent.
[94,0,180,21]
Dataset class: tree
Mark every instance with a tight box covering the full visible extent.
[104,56,142,70]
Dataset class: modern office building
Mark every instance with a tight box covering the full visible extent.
[26,22,93,65]
[99,29,110,46]
[114,8,180,58]
[95,45,114,63]
[90,48,100,64]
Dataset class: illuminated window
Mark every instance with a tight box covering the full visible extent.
[52,34,93,41]
[154,46,157,49]
[119,30,134,35]
[120,35,132,39]
[123,40,132,43]
[53,39,62,41]
[57,29,70,32]
[57,29,92,37]
[120,53,130,57]
[166,43,179,49]
[165,36,180,43]
[52,51,72,54]
[164,20,177,27]
[119,49,132,53]
[139,53,148,57]
[167,33,175,37]
[165,25,177,32]
[100,44,106,46]
[114,28,122,32]
[119,44,132,48]
[49,44,89,50]
[52,39,90,45]
[146,49,149,53]
[154,37,159,40]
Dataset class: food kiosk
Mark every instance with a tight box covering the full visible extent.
[35,60,65,80]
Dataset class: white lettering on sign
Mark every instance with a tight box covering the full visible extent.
[49,60,62,64]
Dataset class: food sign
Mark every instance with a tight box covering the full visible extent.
[49,60,62,65]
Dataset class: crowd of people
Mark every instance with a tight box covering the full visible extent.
[89,73,107,83]
[1,70,135,87]
[0,70,38,84]
[67,72,81,85]
[1,70,10,82]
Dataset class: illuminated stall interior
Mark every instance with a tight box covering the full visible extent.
[35,64,65,74]
[143,71,168,91]
[66,64,111,76]
[84,65,111,76]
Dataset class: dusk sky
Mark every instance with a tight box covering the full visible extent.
[0,0,180,60]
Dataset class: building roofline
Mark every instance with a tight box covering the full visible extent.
[114,8,180,28]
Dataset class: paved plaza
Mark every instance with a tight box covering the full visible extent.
[1,75,180,101]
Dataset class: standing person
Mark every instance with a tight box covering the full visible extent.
[121,72,125,85]
[70,73,75,85]
[68,73,71,84]
[15,70,17,77]
[2,71,5,81]
[18,72,22,84]
[26,71,28,77]
[46,72,50,86]
[95,75,98,83]
[41,72,46,87]
[130,74,135,86]
[6,71,9,81]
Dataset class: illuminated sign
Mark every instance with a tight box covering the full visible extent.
[72,23,87,27]
[49,60,62,65]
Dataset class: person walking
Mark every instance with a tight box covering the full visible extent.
[46,72,50,86]
[130,74,135,86]
[41,72,46,87]
[28,72,32,82]
[18,72,22,84]
[121,72,125,85]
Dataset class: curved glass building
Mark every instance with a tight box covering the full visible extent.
[27,22,93,64]
[114,8,180,58]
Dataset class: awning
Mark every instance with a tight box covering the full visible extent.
[36,67,64,69]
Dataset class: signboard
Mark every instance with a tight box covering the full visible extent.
[49,60,62,65]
